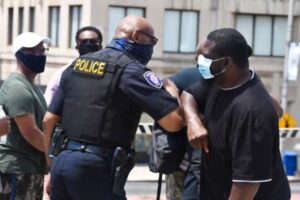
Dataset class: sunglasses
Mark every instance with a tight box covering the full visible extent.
[78,38,99,44]
[138,30,158,45]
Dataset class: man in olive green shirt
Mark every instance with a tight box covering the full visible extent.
[0,32,50,200]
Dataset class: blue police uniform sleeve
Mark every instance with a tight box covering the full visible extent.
[184,78,214,113]
[169,67,201,91]
[119,64,179,121]
[48,67,71,116]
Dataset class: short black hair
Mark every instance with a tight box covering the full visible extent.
[207,28,252,69]
[75,26,103,46]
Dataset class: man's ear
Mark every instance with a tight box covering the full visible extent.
[132,30,139,42]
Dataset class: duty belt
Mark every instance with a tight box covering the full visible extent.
[64,139,115,157]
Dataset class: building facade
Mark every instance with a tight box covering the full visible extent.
[0,0,300,123]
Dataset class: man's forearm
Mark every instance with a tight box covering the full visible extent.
[181,91,209,151]
[24,128,46,152]
[181,91,206,134]
[181,91,201,124]
[43,112,61,157]
[229,182,260,200]
[14,114,46,153]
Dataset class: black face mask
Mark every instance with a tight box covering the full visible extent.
[77,40,100,55]
[15,51,46,73]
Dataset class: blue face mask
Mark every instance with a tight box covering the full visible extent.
[197,55,227,79]
[15,51,46,73]
[114,38,153,65]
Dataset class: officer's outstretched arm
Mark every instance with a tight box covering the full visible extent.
[43,111,61,160]
[158,107,184,132]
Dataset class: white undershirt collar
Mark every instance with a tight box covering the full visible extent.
[219,69,254,91]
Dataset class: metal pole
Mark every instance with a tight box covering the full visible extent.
[281,0,294,111]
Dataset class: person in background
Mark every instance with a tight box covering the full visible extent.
[165,67,202,200]
[42,26,103,200]
[0,32,51,200]
[44,26,103,105]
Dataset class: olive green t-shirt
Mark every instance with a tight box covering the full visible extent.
[0,73,47,174]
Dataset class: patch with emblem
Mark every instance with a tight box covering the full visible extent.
[143,71,163,89]
[73,58,107,78]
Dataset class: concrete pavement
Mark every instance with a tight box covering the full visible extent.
[127,164,161,182]
[127,164,300,200]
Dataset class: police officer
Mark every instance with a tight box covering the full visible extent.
[43,15,184,200]
[42,26,103,200]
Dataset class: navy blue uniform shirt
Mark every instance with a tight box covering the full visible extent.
[169,67,201,92]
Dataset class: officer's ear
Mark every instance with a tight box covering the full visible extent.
[132,29,140,43]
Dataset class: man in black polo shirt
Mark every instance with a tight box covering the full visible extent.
[181,28,290,200]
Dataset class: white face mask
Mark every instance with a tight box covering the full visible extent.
[197,55,227,79]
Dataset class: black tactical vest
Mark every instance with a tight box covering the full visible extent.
[61,48,140,149]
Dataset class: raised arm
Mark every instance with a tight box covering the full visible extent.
[181,91,209,153]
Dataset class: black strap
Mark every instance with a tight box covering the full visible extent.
[156,173,163,200]
[109,53,135,98]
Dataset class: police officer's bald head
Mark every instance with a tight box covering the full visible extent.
[114,15,157,45]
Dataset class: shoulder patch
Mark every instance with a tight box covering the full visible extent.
[143,71,163,89]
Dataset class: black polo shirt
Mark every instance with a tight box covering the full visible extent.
[186,71,290,200]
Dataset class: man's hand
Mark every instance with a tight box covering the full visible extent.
[0,117,10,136]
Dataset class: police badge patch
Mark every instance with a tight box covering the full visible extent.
[143,71,163,89]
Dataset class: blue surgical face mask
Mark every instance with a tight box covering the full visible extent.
[197,55,227,79]
[114,38,153,65]
[15,51,46,73]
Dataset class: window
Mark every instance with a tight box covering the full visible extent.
[236,14,287,56]
[48,6,60,46]
[8,7,13,45]
[163,10,198,53]
[108,6,145,42]
[18,7,24,34]
[29,7,35,32]
[69,5,82,47]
